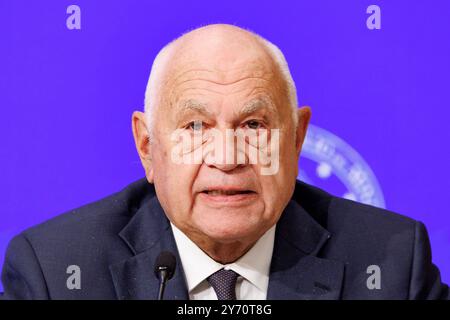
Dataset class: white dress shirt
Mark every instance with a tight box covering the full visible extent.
[171,223,276,300]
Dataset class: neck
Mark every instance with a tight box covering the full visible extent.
[200,240,256,264]
[183,230,263,264]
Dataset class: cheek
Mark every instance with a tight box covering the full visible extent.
[256,139,298,216]
[258,175,285,210]
[154,162,198,202]
[278,133,299,174]
[152,147,201,223]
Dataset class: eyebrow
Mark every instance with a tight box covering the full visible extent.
[177,99,214,118]
[239,97,277,116]
[175,97,277,123]
[173,99,210,125]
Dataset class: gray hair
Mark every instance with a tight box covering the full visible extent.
[144,25,299,137]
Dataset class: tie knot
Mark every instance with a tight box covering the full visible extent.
[207,268,239,300]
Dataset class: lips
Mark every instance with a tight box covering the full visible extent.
[198,187,257,205]
[202,189,255,196]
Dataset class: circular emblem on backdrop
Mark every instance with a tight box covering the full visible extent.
[298,124,385,208]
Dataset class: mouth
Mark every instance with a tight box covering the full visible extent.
[201,189,255,196]
[198,187,257,205]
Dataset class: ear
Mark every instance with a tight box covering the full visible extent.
[295,106,312,156]
[132,111,154,183]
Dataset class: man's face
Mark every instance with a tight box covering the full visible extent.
[135,35,310,247]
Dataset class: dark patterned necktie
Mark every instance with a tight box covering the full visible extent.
[207,268,239,300]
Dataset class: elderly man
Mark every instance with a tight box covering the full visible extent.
[1,24,448,300]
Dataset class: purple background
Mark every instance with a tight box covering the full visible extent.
[1,1,449,292]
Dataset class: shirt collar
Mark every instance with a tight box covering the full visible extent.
[171,223,276,294]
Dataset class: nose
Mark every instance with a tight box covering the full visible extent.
[204,128,246,172]
[208,161,243,172]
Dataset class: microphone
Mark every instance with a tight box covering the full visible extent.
[154,251,176,300]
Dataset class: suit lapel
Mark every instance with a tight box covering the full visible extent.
[109,196,188,300]
[267,200,345,300]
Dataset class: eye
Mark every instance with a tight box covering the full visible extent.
[186,120,205,132]
[245,120,264,130]
[187,120,203,131]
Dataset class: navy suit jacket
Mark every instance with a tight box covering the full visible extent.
[1,179,448,299]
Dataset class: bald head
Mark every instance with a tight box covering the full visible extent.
[144,24,298,135]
